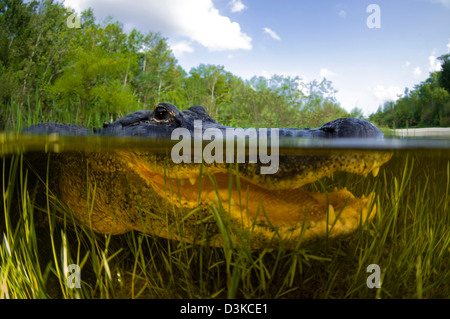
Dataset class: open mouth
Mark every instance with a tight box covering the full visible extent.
[126,150,393,246]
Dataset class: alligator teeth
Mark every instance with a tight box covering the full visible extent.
[189,177,197,185]
[371,167,380,177]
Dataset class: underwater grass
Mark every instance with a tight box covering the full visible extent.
[1,149,449,299]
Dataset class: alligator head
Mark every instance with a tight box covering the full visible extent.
[25,103,392,248]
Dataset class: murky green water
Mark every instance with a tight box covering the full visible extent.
[1,133,449,298]
[2,132,449,153]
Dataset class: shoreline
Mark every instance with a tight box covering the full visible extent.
[392,127,450,137]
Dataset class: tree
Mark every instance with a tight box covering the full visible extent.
[49,11,138,120]
[136,33,182,107]
[0,0,35,103]
[350,107,365,119]
[369,69,450,128]
[438,54,450,93]
[185,64,229,117]
[0,0,83,118]
[0,1,366,130]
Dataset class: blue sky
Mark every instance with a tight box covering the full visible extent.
[64,0,450,116]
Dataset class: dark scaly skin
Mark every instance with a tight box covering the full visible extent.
[24,103,392,248]
[26,103,384,139]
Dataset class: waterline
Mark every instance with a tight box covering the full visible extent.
[171,120,279,174]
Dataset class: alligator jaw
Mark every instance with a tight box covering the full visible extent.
[57,150,391,248]
[131,159,384,247]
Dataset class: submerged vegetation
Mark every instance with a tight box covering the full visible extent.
[1,150,449,298]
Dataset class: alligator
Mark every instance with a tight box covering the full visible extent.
[24,103,392,248]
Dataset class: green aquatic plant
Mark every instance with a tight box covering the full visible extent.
[1,150,449,298]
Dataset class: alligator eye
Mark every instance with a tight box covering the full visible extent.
[154,106,170,122]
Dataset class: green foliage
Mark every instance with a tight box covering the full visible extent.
[350,107,365,119]
[185,64,231,118]
[1,0,355,130]
[0,0,69,102]
[370,57,450,128]
[135,32,183,108]
[438,54,450,93]
[2,149,449,298]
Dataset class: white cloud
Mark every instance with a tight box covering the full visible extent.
[168,40,194,57]
[413,66,422,76]
[428,0,450,8]
[372,85,402,102]
[319,68,336,78]
[63,0,252,52]
[447,39,450,52]
[428,54,442,72]
[263,27,281,41]
[403,61,411,67]
[229,0,247,13]
[260,70,271,79]
[63,0,84,13]
[338,10,347,17]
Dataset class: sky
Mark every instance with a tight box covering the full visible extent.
[62,0,450,116]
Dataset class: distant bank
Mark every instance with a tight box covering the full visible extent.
[392,128,450,137]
